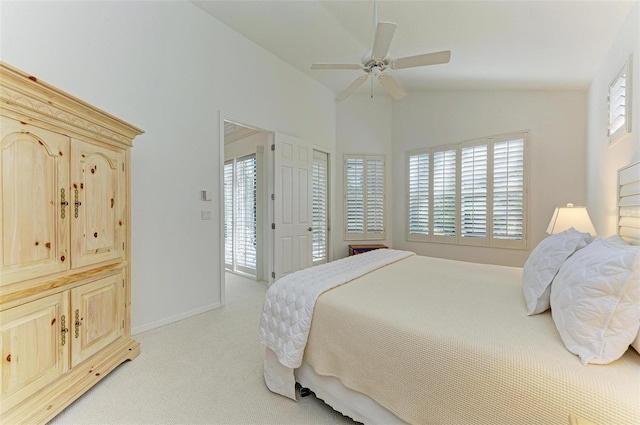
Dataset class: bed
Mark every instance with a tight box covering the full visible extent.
[259,162,640,425]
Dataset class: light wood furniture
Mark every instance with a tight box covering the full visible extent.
[0,62,143,424]
[348,244,388,256]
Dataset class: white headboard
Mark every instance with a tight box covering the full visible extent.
[619,161,640,245]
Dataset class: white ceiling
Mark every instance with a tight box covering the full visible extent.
[192,0,636,98]
[224,121,262,144]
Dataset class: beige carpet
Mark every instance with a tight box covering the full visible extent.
[48,273,358,425]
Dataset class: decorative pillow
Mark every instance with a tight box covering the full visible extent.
[550,237,640,365]
[522,228,592,315]
[606,235,632,246]
[606,236,640,353]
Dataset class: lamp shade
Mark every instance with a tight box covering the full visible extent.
[546,204,597,235]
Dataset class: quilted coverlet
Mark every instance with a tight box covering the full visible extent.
[258,248,414,399]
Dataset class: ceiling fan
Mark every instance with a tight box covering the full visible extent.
[311,4,451,101]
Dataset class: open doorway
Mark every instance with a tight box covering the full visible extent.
[221,119,332,302]
[223,120,271,284]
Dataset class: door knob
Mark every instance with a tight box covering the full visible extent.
[307,227,313,231]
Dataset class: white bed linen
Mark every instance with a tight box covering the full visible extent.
[303,255,640,425]
[259,249,414,399]
[295,361,409,425]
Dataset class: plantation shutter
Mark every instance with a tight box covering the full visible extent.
[345,157,364,235]
[460,143,488,241]
[407,151,430,240]
[235,154,257,273]
[224,161,234,269]
[366,157,385,236]
[312,151,328,264]
[608,59,630,143]
[492,137,525,247]
[432,149,456,238]
[405,131,526,248]
[344,154,385,240]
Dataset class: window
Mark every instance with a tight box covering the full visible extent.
[224,154,257,275]
[224,161,234,267]
[492,137,525,245]
[344,154,385,240]
[406,132,527,249]
[408,151,429,236]
[432,148,456,239]
[312,150,329,265]
[460,143,488,240]
[608,56,632,144]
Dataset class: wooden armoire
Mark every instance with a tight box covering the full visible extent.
[0,62,143,424]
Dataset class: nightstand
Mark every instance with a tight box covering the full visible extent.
[348,244,388,256]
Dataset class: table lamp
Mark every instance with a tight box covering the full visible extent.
[546,203,597,236]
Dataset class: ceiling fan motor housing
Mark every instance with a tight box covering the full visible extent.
[362,51,392,72]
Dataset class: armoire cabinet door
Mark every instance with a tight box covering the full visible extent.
[0,292,69,414]
[0,117,70,286]
[70,139,125,269]
[70,272,123,367]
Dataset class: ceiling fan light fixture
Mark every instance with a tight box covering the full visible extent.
[310,2,452,102]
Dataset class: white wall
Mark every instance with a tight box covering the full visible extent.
[334,95,393,259]
[390,90,587,267]
[587,2,640,236]
[0,1,336,333]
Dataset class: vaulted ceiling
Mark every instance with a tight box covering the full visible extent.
[193,0,636,98]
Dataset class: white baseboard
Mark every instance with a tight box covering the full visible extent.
[132,302,222,335]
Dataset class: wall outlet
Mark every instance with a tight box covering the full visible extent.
[201,210,212,220]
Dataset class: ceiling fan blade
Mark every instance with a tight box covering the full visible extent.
[336,74,369,102]
[311,63,362,70]
[377,72,407,100]
[392,50,451,70]
[372,21,397,59]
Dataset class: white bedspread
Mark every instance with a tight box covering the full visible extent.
[258,249,414,399]
[305,255,640,425]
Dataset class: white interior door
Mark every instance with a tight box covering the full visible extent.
[273,133,312,281]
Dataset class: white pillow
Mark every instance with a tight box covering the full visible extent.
[606,235,631,246]
[550,237,640,365]
[522,228,591,315]
[632,328,640,354]
[606,236,640,353]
